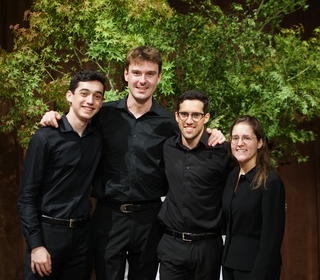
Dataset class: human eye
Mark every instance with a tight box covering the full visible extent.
[243,135,252,142]
[132,70,141,76]
[231,136,239,142]
[179,112,189,118]
[94,93,103,100]
[192,112,202,119]
[79,91,88,97]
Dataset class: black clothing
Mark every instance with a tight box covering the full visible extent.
[222,166,285,280]
[158,131,232,280]
[93,202,162,280]
[24,222,92,280]
[91,97,177,280]
[158,132,231,233]
[93,97,177,202]
[157,234,223,280]
[222,266,256,280]
[18,115,101,280]
[18,115,102,249]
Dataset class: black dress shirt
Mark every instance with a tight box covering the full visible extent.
[222,166,285,278]
[18,115,102,249]
[93,97,178,202]
[158,131,232,233]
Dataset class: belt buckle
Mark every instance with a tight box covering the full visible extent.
[120,203,133,214]
[182,232,192,242]
[69,218,75,228]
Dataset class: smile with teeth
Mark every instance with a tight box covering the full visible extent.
[184,126,195,132]
[82,106,94,111]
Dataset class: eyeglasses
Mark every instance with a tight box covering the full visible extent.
[231,135,256,144]
[178,112,205,122]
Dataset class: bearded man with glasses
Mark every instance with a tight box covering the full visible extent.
[157,89,234,280]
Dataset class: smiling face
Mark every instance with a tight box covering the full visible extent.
[175,99,210,149]
[66,80,103,122]
[124,60,161,104]
[231,122,263,172]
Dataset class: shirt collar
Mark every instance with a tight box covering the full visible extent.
[59,114,95,136]
[116,96,164,116]
[239,166,257,182]
[175,130,209,151]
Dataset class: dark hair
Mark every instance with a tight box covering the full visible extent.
[69,69,106,93]
[175,89,209,114]
[230,115,271,189]
[125,46,162,74]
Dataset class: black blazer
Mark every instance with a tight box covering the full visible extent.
[222,166,285,280]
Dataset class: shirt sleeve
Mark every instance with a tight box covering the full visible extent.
[250,172,286,279]
[17,132,49,249]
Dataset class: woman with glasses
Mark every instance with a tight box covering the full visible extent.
[222,115,285,280]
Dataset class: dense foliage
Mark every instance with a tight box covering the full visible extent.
[0,0,319,164]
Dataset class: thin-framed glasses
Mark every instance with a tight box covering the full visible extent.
[231,135,256,144]
[178,112,205,122]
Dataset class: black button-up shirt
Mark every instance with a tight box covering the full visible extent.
[158,132,232,233]
[93,97,178,202]
[18,115,102,249]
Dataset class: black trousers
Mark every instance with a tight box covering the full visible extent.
[222,265,281,280]
[92,201,162,280]
[222,266,251,280]
[157,233,223,280]
[24,221,92,280]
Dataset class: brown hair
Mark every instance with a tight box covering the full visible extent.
[125,46,162,74]
[230,115,271,189]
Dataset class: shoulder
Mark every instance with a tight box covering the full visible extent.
[164,134,178,148]
[153,102,174,118]
[32,126,59,142]
[102,99,121,109]
[266,170,284,187]
[263,169,285,197]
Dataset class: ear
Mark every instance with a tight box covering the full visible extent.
[257,138,263,149]
[66,90,73,103]
[124,69,128,82]
[156,73,162,84]
[175,111,179,123]
[203,113,210,124]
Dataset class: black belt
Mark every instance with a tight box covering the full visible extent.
[106,200,161,214]
[164,228,219,242]
[41,215,89,228]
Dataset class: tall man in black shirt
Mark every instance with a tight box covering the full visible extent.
[18,70,105,280]
[158,90,232,280]
[40,46,225,280]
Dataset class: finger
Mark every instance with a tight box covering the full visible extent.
[31,260,36,274]
[44,259,52,274]
[35,263,44,277]
[53,118,59,128]
[39,263,51,276]
[55,112,62,120]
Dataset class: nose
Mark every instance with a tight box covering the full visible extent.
[237,138,245,145]
[86,94,94,104]
[185,114,194,124]
[139,74,147,84]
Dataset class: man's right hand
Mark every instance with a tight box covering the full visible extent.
[31,246,52,277]
[40,111,61,128]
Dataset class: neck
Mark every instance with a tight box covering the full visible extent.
[181,128,204,150]
[239,161,256,175]
[66,111,88,136]
[127,95,152,118]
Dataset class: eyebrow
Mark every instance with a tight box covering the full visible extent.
[79,88,103,94]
